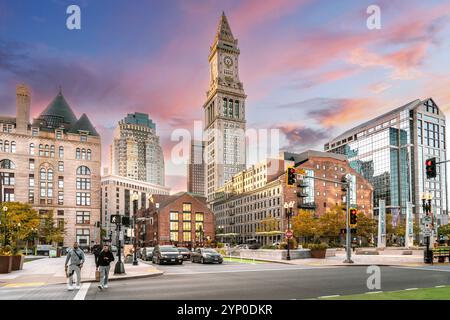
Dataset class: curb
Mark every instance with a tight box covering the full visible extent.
[47,270,164,285]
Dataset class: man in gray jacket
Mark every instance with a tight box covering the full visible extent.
[65,242,85,291]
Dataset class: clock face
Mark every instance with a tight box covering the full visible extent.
[224,56,233,67]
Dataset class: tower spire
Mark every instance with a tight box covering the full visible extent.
[213,11,236,46]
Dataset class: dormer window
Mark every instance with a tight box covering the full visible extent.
[80,135,87,142]
[32,127,39,137]
[56,130,63,140]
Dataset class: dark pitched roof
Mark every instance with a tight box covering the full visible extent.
[70,113,99,136]
[151,192,208,211]
[39,91,78,126]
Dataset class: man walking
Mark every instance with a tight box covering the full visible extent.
[96,244,115,290]
[65,242,85,291]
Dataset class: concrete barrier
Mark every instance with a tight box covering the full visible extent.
[234,249,311,260]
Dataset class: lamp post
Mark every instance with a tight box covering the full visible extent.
[2,206,8,247]
[421,193,433,263]
[283,202,294,261]
[114,221,125,274]
[132,192,139,266]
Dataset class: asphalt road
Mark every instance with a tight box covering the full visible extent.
[0,261,449,300]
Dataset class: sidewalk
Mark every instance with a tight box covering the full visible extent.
[229,253,426,267]
[0,254,163,287]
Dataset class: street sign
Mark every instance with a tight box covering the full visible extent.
[297,169,306,175]
[423,229,432,237]
[422,215,432,225]
[111,215,121,224]
[285,230,293,239]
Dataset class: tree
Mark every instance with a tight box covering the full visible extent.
[437,224,450,238]
[355,212,377,243]
[39,211,66,246]
[0,202,40,250]
[317,205,346,243]
[256,214,279,233]
[292,210,321,243]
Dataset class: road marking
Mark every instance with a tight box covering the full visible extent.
[404,288,418,291]
[435,285,446,288]
[365,291,383,294]
[318,295,340,299]
[392,266,450,273]
[163,266,335,276]
[73,283,91,300]
[3,282,45,288]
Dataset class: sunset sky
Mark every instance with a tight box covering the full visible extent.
[1,0,450,193]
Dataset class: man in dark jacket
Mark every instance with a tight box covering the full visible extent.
[96,245,115,290]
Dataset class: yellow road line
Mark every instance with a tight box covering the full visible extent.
[3,282,45,288]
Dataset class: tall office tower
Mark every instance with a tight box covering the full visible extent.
[325,98,448,226]
[111,112,165,186]
[203,12,247,202]
[187,139,206,196]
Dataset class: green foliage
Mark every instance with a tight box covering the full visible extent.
[39,211,66,246]
[303,242,329,250]
[355,212,377,241]
[280,237,298,249]
[292,210,320,242]
[438,224,450,238]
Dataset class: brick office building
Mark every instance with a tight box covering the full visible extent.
[212,150,373,245]
[137,192,215,248]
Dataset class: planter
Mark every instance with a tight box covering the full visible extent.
[0,256,13,274]
[310,249,327,259]
[11,255,24,271]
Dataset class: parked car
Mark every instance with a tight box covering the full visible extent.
[246,239,261,250]
[191,248,223,264]
[142,247,154,261]
[152,245,184,265]
[177,247,191,261]
[235,244,249,250]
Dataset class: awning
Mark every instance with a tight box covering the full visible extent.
[216,233,240,237]
[255,231,285,236]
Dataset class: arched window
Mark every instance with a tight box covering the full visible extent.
[228,99,233,117]
[39,144,44,156]
[30,143,35,155]
[77,166,91,175]
[4,140,9,153]
[11,141,16,153]
[81,149,86,160]
[0,140,2,152]
[40,168,46,180]
[47,168,54,181]
[0,159,15,169]
[87,149,92,160]
[76,148,81,159]
[50,145,55,157]
[59,146,64,158]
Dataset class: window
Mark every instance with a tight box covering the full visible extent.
[58,191,64,205]
[170,212,178,221]
[183,222,191,231]
[4,140,9,153]
[76,192,91,206]
[228,99,233,117]
[57,210,64,216]
[80,135,87,142]
[56,130,62,139]
[32,128,39,137]
[59,146,64,158]
[29,174,35,187]
[195,213,204,222]
[58,161,64,172]
[11,141,16,153]
[170,232,179,242]
[183,232,191,242]
[1,172,15,186]
[81,149,86,160]
[77,166,91,175]
[58,176,64,189]
[28,188,34,204]
[50,145,55,157]
[76,229,90,247]
[0,159,15,169]
[223,98,228,115]
[87,149,92,160]
[39,144,44,156]
[76,177,91,190]
[76,211,90,224]
[234,100,239,118]
[76,148,81,159]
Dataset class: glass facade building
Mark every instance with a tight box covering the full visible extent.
[325,98,448,226]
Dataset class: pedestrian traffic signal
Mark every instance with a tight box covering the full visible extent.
[349,208,357,225]
[121,216,130,226]
[425,158,436,179]
[286,167,296,186]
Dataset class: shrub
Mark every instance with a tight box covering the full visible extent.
[0,245,13,256]
[280,237,298,249]
[216,242,224,248]
[261,245,276,249]
[304,242,329,250]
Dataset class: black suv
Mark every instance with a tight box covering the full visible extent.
[152,245,184,265]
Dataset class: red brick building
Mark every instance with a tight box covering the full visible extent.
[137,192,215,248]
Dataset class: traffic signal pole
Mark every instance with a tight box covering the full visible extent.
[344,184,354,264]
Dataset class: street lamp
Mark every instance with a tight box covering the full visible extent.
[421,192,433,263]
[132,191,139,266]
[284,202,294,261]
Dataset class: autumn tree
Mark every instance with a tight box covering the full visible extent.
[0,202,40,250]
[40,211,66,246]
[292,210,321,244]
[355,212,377,243]
[256,214,279,232]
[317,205,346,243]
[438,224,450,238]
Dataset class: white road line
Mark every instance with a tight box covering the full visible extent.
[435,285,446,288]
[318,295,340,299]
[392,266,450,272]
[365,291,383,294]
[404,288,418,291]
[73,283,91,300]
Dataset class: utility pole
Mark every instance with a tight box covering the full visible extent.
[343,174,353,264]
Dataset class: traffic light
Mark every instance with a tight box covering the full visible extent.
[425,158,436,179]
[349,208,357,226]
[121,216,130,226]
[286,167,296,186]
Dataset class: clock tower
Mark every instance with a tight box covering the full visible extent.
[204,12,247,202]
